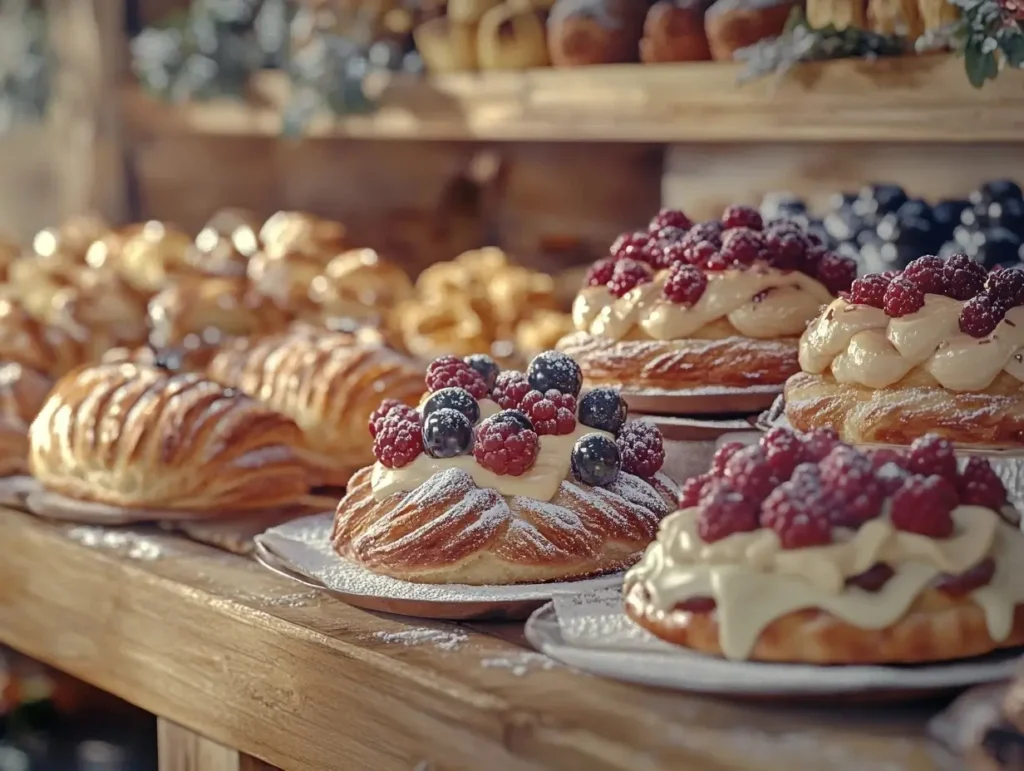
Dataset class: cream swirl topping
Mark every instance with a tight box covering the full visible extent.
[370,398,614,502]
[572,268,833,343]
[625,505,1024,660]
[799,295,1024,391]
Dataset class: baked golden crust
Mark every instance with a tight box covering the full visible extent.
[28,362,310,512]
[0,363,52,477]
[625,581,1024,664]
[557,330,800,391]
[207,331,425,487]
[333,466,678,585]
[0,298,85,377]
[784,370,1024,446]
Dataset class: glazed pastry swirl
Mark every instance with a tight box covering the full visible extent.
[28,362,310,511]
[800,295,1024,392]
[573,268,832,343]
[626,505,1024,660]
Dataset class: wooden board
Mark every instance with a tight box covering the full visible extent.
[0,509,956,771]
[121,56,1024,144]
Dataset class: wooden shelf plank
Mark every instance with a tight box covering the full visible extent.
[121,56,1024,144]
[0,509,952,771]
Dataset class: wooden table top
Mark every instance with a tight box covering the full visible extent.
[0,509,959,771]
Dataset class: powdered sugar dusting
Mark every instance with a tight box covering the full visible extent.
[66,526,165,561]
[374,627,468,651]
[481,651,558,676]
[256,513,623,604]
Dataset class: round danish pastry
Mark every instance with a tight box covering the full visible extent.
[558,206,851,396]
[333,350,678,585]
[625,429,1024,663]
[787,255,1024,447]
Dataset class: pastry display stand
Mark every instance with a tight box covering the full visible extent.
[0,507,955,771]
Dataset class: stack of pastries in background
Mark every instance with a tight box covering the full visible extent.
[0,209,573,514]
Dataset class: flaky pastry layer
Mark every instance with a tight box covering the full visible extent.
[28,362,311,513]
[332,466,678,585]
[0,363,52,477]
[625,581,1024,664]
[784,371,1024,446]
[557,330,800,391]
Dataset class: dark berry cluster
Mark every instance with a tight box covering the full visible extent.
[583,205,857,304]
[848,253,1024,338]
[682,430,1008,562]
[369,350,665,484]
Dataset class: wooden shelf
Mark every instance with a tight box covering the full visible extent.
[121,55,1024,144]
[0,508,952,771]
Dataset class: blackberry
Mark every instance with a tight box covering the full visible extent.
[578,388,627,434]
[422,387,480,424]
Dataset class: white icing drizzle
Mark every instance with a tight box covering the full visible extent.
[626,505,1024,661]
[800,295,1024,391]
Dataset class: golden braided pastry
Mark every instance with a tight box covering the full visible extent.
[333,466,678,585]
[0,363,52,477]
[557,330,801,391]
[207,332,425,487]
[625,582,1024,664]
[28,362,311,512]
[0,298,85,377]
[784,370,1024,446]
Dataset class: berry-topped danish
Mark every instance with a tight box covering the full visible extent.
[626,430,1024,663]
[790,255,1024,446]
[557,206,852,395]
[332,351,679,585]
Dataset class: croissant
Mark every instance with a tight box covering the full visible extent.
[0,298,85,377]
[207,331,425,487]
[0,363,53,477]
[28,362,311,513]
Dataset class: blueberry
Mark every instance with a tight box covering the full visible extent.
[570,434,621,487]
[976,228,1024,269]
[423,387,479,424]
[526,351,582,397]
[421,408,474,458]
[961,204,990,230]
[488,409,534,432]
[760,192,806,222]
[972,179,1023,207]
[579,388,627,434]
[896,198,933,224]
[854,183,908,221]
[828,191,858,212]
[823,209,863,241]
[932,199,969,241]
[938,240,962,259]
[988,197,1024,235]
[464,354,500,391]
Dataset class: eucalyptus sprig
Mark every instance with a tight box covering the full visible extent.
[949,0,1024,86]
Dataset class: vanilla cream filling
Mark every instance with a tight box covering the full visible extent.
[572,268,833,343]
[370,398,614,502]
[800,295,1024,391]
[626,505,1024,660]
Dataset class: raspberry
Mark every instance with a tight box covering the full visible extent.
[815,251,857,294]
[957,456,1007,510]
[959,294,1006,338]
[585,258,615,287]
[519,389,577,436]
[907,434,958,480]
[719,228,764,266]
[649,208,693,234]
[704,252,731,271]
[369,399,416,439]
[711,441,746,476]
[766,219,805,239]
[610,231,652,262]
[819,446,885,527]
[616,420,665,478]
[679,223,723,261]
[607,258,653,298]
[372,410,423,468]
[682,240,718,266]
[763,229,810,271]
[652,225,688,244]
[849,273,892,308]
[696,479,760,543]
[425,355,488,399]
[943,253,986,301]
[902,256,947,295]
[801,427,839,462]
[890,475,955,538]
[721,205,763,231]
[935,559,996,597]
[759,427,806,479]
[986,267,1024,307]
[723,445,778,504]
[679,472,714,508]
[473,415,539,476]
[663,263,708,305]
[883,277,925,318]
[866,447,909,494]
[760,480,833,549]
[801,245,827,275]
[491,370,531,410]
[654,240,688,269]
